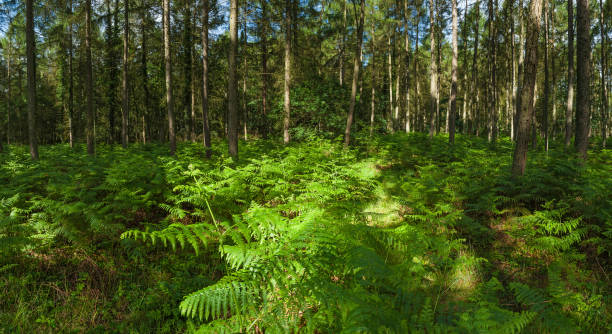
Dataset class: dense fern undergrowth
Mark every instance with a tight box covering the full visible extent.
[1,134,610,333]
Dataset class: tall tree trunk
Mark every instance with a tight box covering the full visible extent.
[141,6,149,144]
[429,0,437,138]
[202,0,212,157]
[415,10,421,131]
[282,0,292,144]
[228,0,239,155]
[470,0,480,135]
[462,0,469,134]
[512,0,543,176]
[515,0,525,139]
[487,0,497,143]
[191,24,196,143]
[575,0,590,158]
[343,0,365,147]
[387,34,394,132]
[510,0,516,141]
[242,12,248,141]
[260,0,269,139]
[26,0,39,159]
[339,0,346,86]
[565,0,574,148]
[26,0,38,160]
[163,0,176,155]
[404,0,411,133]
[66,0,74,148]
[184,1,193,143]
[6,39,11,147]
[599,0,608,148]
[544,0,550,151]
[85,0,95,155]
[370,14,376,137]
[122,0,130,148]
[449,0,458,143]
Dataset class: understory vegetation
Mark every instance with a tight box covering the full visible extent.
[1,134,610,333]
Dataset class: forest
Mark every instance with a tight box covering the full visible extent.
[0,0,610,331]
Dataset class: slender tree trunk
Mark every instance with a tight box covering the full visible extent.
[25,0,38,158]
[202,0,212,157]
[512,0,543,176]
[191,27,196,143]
[565,0,574,148]
[65,0,74,148]
[387,34,394,132]
[343,0,365,147]
[487,0,497,143]
[510,1,516,141]
[469,0,480,135]
[599,0,608,148]
[122,0,129,148]
[228,0,239,154]
[449,0,458,143]
[260,0,268,139]
[141,7,149,144]
[85,0,95,155]
[550,1,557,140]
[184,1,193,143]
[242,13,248,141]
[415,11,421,132]
[283,0,292,144]
[370,15,376,137]
[429,0,437,138]
[339,0,346,86]
[404,0,411,133]
[462,0,469,134]
[515,0,525,139]
[163,0,176,155]
[574,0,590,158]
[6,40,11,147]
[544,0,550,151]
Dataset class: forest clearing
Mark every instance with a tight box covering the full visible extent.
[0,0,611,332]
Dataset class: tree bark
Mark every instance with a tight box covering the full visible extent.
[260,0,269,139]
[404,0,411,133]
[387,34,394,132]
[429,0,437,138]
[26,0,39,159]
[565,0,574,148]
[544,0,550,151]
[141,6,149,144]
[575,0,590,159]
[122,0,130,148]
[470,0,480,135]
[599,0,608,148]
[339,0,346,86]
[283,0,292,144]
[163,0,176,155]
[370,13,376,137]
[515,0,525,139]
[184,1,193,143]
[85,0,95,155]
[202,0,212,157]
[343,0,365,147]
[512,0,543,176]
[228,0,239,155]
[449,0,458,143]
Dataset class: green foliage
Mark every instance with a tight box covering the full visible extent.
[2,135,611,333]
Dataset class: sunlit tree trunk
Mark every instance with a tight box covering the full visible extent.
[515,0,525,139]
[339,0,346,86]
[163,0,176,155]
[242,11,248,141]
[141,6,149,144]
[404,0,411,133]
[429,0,437,138]
[343,0,365,147]
[449,0,458,144]
[228,0,239,154]
[387,34,394,132]
[574,0,590,159]
[512,0,543,176]
[370,14,376,137]
[283,0,292,144]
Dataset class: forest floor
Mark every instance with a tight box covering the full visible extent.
[1,133,610,333]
